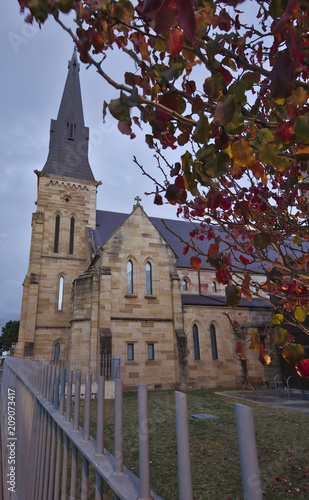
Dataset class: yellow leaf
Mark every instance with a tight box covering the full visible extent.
[295,306,307,323]
[250,328,259,351]
[232,139,255,169]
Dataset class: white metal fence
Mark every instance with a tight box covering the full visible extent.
[0,357,263,499]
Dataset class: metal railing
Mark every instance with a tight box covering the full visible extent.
[12,354,121,382]
[0,357,263,500]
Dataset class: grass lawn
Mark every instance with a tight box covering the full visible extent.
[80,388,309,499]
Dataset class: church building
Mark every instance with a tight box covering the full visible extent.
[15,51,274,390]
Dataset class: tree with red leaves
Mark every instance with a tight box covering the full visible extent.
[17,0,309,374]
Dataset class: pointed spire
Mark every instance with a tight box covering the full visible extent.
[42,49,95,182]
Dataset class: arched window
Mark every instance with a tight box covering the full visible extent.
[210,324,218,359]
[182,279,188,291]
[54,342,60,360]
[69,216,75,255]
[212,281,217,293]
[58,276,64,311]
[54,215,60,253]
[146,262,152,295]
[127,260,133,294]
[193,324,200,360]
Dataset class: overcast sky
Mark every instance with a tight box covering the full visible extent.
[0,4,180,331]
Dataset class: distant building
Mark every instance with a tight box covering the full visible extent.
[15,51,274,389]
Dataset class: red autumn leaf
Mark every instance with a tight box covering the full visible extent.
[190,256,202,270]
[154,186,163,205]
[217,8,232,32]
[239,255,251,265]
[183,244,190,255]
[174,0,196,43]
[220,197,232,211]
[270,53,294,99]
[241,270,252,300]
[236,341,247,360]
[272,0,300,36]
[166,28,184,56]
[288,26,305,67]
[295,359,309,378]
[192,95,204,114]
[216,267,232,285]
[165,183,179,204]
[208,244,219,256]
[206,191,223,210]
[175,175,185,190]
[142,0,178,35]
[276,122,294,144]
[259,342,271,366]
[118,120,136,139]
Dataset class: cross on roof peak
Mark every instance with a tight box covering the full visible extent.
[134,196,142,206]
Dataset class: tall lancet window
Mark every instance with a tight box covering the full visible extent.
[54,215,60,253]
[69,216,75,255]
[210,324,218,359]
[193,324,200,360]
[127,260,133,294]
[146,262,152,295]
[58,276,64,311]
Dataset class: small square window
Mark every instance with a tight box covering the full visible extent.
[148,343,154,361]
[127,343,134,361]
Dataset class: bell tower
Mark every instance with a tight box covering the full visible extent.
[15,50,101,357]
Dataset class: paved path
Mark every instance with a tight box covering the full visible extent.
[218,389,309,414]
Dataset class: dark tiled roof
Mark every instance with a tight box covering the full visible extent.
[94,209,215,269]
[42,50,95,182]
[94,207,303,276]
[181,294,271,308]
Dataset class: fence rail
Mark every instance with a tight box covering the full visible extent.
[11,354,121,383]
[0,357,263,500]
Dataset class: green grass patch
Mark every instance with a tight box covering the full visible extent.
[78,389,309,499]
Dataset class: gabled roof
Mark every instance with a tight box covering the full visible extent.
[94,209,214,269]
[42,50,95,182]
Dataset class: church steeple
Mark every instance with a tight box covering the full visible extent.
[42,49,95,182]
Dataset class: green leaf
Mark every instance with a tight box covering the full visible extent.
[113,0,134,24]
[203,73,224,100]
[204,151,230,178]
[253,232,271,250]
[109,93,130,121]
[192,113,211,145]
[225,284,241,307]
[242,71,261,85]
[164,57,185,81]
[258,143,278,163]
[213,95,236,127]
[282,343,306,364]
[295,306,307,323]
[293,114,309,141]
[256,128,274,143]
[270,326,287,348]
[271,313,284,325]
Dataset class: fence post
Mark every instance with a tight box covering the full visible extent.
[138,384,151,500]
[73,371,81,431]
[114,379,123,474]
[174,392,193,500]
[65,369,73,423]
[83,373,92,442]
[235,403,263,500]
[96,376,105,456]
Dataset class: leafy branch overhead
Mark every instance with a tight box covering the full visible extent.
[18,0,309,374]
